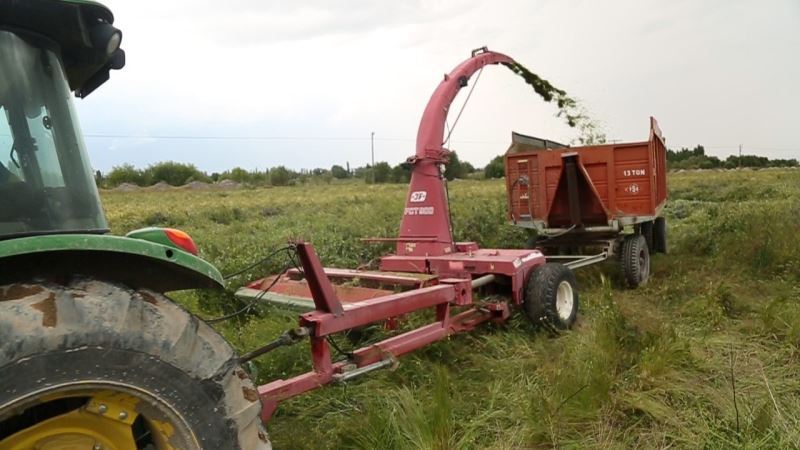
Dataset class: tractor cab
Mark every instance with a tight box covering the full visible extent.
[0,30,107,238]
[0,0,125,239]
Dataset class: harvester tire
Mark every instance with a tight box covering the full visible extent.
[523,263,578,329]
[0,279,270,450]
[653,217,668,254]
[621,234,650,288]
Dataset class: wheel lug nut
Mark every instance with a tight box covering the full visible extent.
[119,410,128,420]
[97,404,107,414]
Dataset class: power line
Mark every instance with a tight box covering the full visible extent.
[8,132,797,153]
[83,134,400,142]
[80,133,511,145]
[670,144,800,152]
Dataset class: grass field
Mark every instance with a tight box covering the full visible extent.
[101,168,800,449]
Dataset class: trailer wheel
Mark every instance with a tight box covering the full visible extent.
[621,234,650,287]
[638,221,655,251]
[523,263,579,329]
[0,279,270,450]
[653,217,668,254]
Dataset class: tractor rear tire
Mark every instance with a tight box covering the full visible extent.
[653,217,668,254]
[0,279,270,450]
[621,234,650,288]
[523,263,579,329]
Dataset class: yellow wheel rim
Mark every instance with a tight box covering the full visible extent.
[0,389,179,450]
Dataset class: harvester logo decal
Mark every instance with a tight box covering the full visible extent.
[409,191,427,202]
[405,207,435,215]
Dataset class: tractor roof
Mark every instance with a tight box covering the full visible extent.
[0,0,124,97]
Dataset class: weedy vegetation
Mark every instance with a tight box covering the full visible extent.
[101,168,800,449]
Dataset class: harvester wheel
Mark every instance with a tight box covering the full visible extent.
[621,234,650,287]
[523,263,579,329]
[0,279,270,450]
[638,221,655,251]
[653,217,668,254]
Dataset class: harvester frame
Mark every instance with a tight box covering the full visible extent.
[237,47,583,422]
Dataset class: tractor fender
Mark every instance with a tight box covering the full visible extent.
[0,234,224,293]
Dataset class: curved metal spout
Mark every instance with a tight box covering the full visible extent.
[396,48,515,257]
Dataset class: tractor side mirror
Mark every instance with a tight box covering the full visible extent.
[76,49,126,98]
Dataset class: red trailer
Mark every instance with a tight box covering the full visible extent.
[505,117,668,286]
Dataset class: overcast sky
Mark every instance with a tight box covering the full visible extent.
[76,0,800,173]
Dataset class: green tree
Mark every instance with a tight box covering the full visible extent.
[146,161,208,186]
[353,165,370,179]
[270,166,291,186]
[391,162,412,183]
[444,151,464,181]
[484,155,505,179]
[372,162,392,183]
[249,169,270,185]
[106,163,146,187]
[331,165,349,179]
[222,167,251,183]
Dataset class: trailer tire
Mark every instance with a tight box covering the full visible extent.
[621,234,650,288]
[523,263,578,329]
[0,279,270,450]
[653,217,667,254]
[638,221,655,251]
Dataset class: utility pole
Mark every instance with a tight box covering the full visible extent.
[370,131,375,183]
[738,144,742,169]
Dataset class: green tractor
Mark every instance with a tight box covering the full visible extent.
[0,1,269,448]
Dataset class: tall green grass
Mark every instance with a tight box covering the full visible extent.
[101,168,800,448]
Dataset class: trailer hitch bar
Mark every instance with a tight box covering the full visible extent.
[332,356,398,384]
[239,327,311,364]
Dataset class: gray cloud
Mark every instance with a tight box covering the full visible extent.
[81,0,800,172]
[166,0,481,45]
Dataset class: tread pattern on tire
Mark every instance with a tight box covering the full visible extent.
[621,234,649,288]
[0,279,270,450]
[524,263,578,329]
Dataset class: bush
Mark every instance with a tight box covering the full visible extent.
[270,166,291,186]
[146,161,208,186]
[106,163,147,187]
[373,162,392,183]
[391,162,412,183]
[331,165,349,179]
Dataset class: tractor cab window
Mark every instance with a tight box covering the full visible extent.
[0,30,108,238]
[0,105,65,188]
